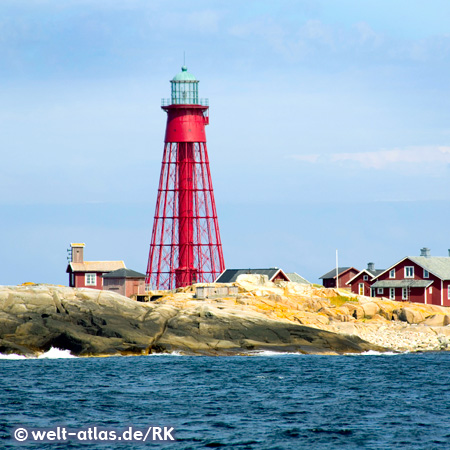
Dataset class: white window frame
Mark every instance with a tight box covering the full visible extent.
[404,266,414,279]
[85,273,96,286]
[389,288,395,299]
[389,269,395,279]
[448,287,450,300]
[402,287,408,300]
[363,275,368,281]
[429,287,433,294]
[423,269,429,279]
[377,288,384,295]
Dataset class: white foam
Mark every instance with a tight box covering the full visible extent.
[246,350,303,357]
[345,350,400,356]
[0,347,76,360]
[146,351,185,357]
[0,353,28,360]
[38,347,76,359]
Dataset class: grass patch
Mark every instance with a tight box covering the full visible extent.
[328,296,358,307]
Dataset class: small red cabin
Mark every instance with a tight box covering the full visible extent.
[319,267,359,289]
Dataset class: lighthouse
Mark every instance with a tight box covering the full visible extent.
[146,66,225,290]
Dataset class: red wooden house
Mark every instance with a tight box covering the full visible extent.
[346,262,384,296]
[319,267,359,289]
[371,248,450,306]
[66,243,126,290]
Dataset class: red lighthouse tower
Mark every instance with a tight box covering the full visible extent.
[146,66,225,290]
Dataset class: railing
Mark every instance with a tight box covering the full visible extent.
[161,98,209,107]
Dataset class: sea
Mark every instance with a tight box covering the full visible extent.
[1,350,450,449]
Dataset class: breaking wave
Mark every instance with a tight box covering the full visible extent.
[0,347,76,360]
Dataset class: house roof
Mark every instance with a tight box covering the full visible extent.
[67,261,126,273]
[408,256,450,280]
[286,272,311,284]
[319,267,357,280]
[372,280,433,289]
[346,268,385,285]
[102,268,146,279]
[368,269,384,277]
[373,256,450,281]
[215,268,286,283]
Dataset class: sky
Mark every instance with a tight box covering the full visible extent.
[1,0,450,285]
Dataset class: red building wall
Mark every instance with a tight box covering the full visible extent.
[72,272,104,290]
[349,272,372,296]
[445,281,450,307]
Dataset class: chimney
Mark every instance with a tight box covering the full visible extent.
[420,247,430,258]
[71,243,85,263]
[367,262,375,271]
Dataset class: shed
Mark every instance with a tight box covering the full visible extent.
[319,267,359,289]
[102,268,146,298]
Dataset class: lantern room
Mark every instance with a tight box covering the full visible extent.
[170,66,199,105]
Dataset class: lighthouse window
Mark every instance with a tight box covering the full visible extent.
[85,273,96,286]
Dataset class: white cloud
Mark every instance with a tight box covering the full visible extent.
[290,146,450,170]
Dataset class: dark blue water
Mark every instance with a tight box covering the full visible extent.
[1,352,450,449]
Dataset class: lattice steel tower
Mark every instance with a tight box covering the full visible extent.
[146,66,225,290]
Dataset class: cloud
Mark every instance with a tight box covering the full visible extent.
[290,146,450,170]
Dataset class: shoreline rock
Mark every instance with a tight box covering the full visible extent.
[0,285,384,357]
[1,278,450,357]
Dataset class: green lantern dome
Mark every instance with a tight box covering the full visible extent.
[172,66,198,82]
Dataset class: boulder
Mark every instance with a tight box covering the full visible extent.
[422,314,447,327]
[396,307,425,324]
[361,302,379,319]
[345,304,365,320]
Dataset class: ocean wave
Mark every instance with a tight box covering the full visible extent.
[146,351,184,357]
[246,350,304,357]
[0,347,76,360]
[344,350,401,356]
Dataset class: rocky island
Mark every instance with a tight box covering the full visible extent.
[1,275,450,357]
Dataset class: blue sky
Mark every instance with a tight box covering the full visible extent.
[1,0,450,285]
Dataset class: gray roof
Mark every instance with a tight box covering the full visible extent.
[372,280,433,289]
[367,269,384,277]
[320,267,355,280]
[215,268,284,283]
[407,256,450,280]
[286,272,311,284]
[102,268,146,279]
